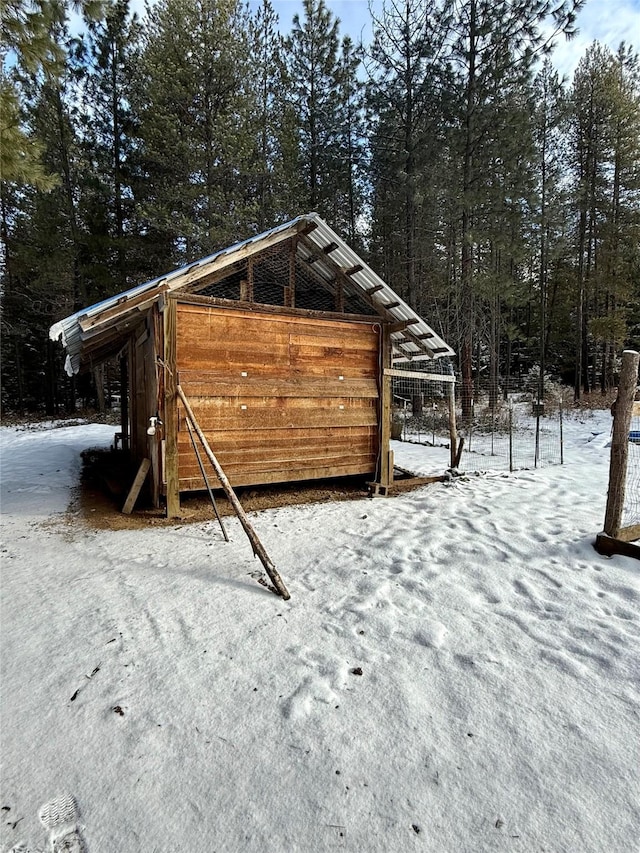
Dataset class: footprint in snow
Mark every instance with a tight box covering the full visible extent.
[8,795,86,853]
[414,622,448,649]
[39,794,86,853]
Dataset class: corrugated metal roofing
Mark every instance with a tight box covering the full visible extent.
[50,213,454,374]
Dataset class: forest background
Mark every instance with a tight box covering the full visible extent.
[1,0,639,415]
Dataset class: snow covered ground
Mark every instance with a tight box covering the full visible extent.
[1,412,638,852]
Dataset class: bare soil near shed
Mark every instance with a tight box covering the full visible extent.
[75,446,372,530]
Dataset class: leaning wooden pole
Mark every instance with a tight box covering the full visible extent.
[603,350,640,538]
[185,416,229,542]
[176,385,291,600]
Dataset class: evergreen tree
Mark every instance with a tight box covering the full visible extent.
[132,0,256,264]
[332,35,366,245]
[81,0,142,288]
[1,14,88,412]
[571,42,640,396]
[367,0,451,312]
[1,0,101,186]
[530,60,572,388]
[247,0,300,229]
[284,0,343,222]
[444,0,584,416]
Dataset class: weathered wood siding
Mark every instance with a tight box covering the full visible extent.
[175,302,381,489]
[128,309,161,504]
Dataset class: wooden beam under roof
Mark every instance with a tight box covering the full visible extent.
[388,319,419,333]
[182,260,244,293]
[285,237,296,307]
[343,264,363,276]
[176,219,308,290]
[79,286,166,332]
[392,341,416,361]
[384,367,455,383]
[300,239,441,358]
[173,292,375,324]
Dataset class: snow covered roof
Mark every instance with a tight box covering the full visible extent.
[50,213,454,375]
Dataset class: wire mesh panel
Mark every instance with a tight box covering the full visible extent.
[395,373,565,473]
[461,397,563,471]
[197,241,376,316]
[391,359,455,447]
[622,409,640,529]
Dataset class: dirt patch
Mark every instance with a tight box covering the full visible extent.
[75,447,372,531]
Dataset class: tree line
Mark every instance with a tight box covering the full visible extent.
[1,0,639,414]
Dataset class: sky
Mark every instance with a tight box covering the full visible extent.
[253,0,640,79]
[119,0,640,79]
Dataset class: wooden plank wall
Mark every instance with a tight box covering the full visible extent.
[175,303,381,490]
[128,310,161,503]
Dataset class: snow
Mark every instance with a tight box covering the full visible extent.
[1,412,639,852]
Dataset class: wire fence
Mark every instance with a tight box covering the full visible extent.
[392,369,565,473]
[622,411,640,529]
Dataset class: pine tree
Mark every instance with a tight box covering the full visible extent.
[1,0,101,186]
[332,35,365,245]
[1,14,88,412]
[444,0,584,416]
[132,0,256,264]
[247,0,299,228]
[81,0,142,287]
[367,0,451,311]
[284,0,343,221]
[530,60,571,395]
[572,42,640,395]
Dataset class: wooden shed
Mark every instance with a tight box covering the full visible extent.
[50,214,455,516]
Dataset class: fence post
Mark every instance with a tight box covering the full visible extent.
[491,406,495,456]
[448,383,458,468]
[603,350,640,538]
[509,406,514,472]
[559,400,564,465]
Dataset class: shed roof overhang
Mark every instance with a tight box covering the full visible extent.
[50,213,455,375]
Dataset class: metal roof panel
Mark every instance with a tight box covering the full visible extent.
[50,213,454,374]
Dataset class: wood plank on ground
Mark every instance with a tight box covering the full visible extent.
[122,458,151,514]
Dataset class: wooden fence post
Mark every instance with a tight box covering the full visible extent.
[164,296,180,518]
[448,383,458,469]
[603,350,639,538]
[379,325,393,488]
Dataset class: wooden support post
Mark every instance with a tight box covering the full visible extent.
[448,382,458,469]
[122,458,150,514]
[604,349,640,538]
[247,256,254,300]
[164,296,180,518]
[335,277,344,313]
[285,237,296,307]
[120,354,129,452]
[380,325,393,488]
[177,385,291,600]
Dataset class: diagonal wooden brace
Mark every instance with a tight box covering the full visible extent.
[177,385,291,600]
